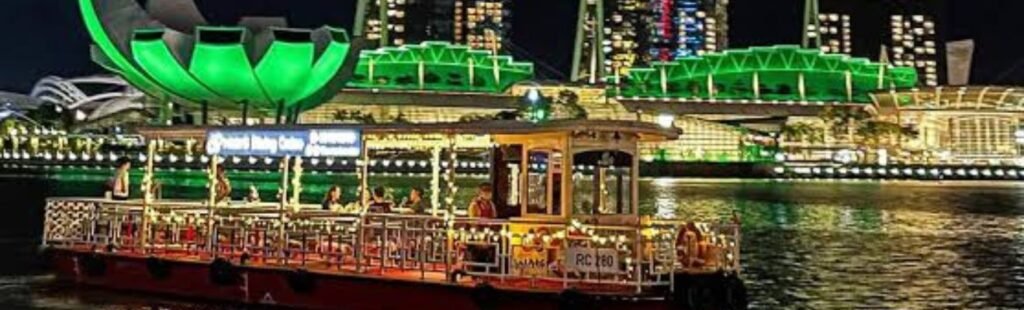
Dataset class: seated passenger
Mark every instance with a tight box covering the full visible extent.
[468,183,496,219]
[401,187,428,214]
[367,186,392,213]
[322,185,343,210]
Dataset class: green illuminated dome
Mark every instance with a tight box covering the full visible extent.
[79,0,353,113]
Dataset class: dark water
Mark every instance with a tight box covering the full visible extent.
[3,176,1024,309]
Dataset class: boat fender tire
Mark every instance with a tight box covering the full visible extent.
[558,288,593,310]
[673,274,716,310]
[208,258,240,286]
[470,282,498,310]
[287,269,317,294]
[79,253,107,278]
[723,274,748,310]
[448,269,467,283]
[145,256,172,280]
[38,246,54,264]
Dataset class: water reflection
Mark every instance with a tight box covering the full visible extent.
[641,179,1024,309]
[3,176,1024,308]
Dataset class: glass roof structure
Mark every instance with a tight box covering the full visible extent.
[611,45,919,103]
[347,41,534,93]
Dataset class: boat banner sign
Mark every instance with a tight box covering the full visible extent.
[511,247,549,276]
[565,247,620,274]
[206,129,361,157]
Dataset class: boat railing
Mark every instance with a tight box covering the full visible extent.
[43,197,740,295]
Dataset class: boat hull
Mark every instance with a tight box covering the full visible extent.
[47,248,678,310]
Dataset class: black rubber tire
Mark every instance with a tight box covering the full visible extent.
[558,288,593,310]
[79,253,107,278]
[145,256,172,280]
[470,282,498,310]
[208,258,240,286]
[287,269,317,294]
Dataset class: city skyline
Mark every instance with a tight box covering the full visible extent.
[2,0,1023,92]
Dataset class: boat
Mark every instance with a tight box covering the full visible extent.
[41,119,746,309]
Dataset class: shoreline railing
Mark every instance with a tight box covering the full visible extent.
[43,197,740,295]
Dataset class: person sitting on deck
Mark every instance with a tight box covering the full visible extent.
[401,187,428,214]
[367,186,392,213]
[468,183,496,219]
[107,157,131,200]
[322,185,343,210]
[214,165,231,204]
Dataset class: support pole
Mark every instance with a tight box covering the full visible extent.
[444,135,458,214]
[241,100,250,125]
[430,146,441,216]
[278,155,291,253]
[205,155,219,253]
[201,101,209,125]
[157,98,172,126]
[139,141,156,252]
[801,0,822,49]
[358,139,370,209]
[753,71,761,99]
[276,101,285,125]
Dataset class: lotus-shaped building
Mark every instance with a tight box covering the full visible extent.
[79,0,354,115]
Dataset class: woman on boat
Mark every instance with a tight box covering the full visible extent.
[367,186,392,213]
[108,157,131,200]
[400,187,427,214]
[322,185,343,210]
[468,183,496,218]
[214,165,231,204]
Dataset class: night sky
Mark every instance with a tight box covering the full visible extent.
[2,0,1023,93]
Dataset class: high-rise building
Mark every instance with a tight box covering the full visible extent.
[356,0,434,47]
[649,0,727,61]
[806,13,852,54]
[355,0,511,50]
[453,0,512,51]
[572,0,728,83]
[890,14,939,86]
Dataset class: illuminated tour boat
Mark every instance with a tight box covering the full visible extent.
[35,1,748,309]
[41,120,746,309]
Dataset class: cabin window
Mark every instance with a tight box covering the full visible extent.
[492,145,522,216]
[572,151,633,215]
[526,149,563,216]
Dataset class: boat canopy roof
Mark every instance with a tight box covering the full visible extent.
[135,119,680,143]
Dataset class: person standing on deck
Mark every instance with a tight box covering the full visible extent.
[108,157,131,200]
[214,165,231,204]
[468,183,496,219]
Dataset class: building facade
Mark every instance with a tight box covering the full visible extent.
[806,13,852,55]
[356,0,511,50]
[573,0,729,83]
[890,14,939,86]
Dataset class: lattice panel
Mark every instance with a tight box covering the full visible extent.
[44,199,97,244]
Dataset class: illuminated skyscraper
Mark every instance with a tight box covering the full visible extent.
[806,13,852,54]
[355,0,511,50]
[572,0,728,83]
[890,14,939,86]
[649,0,727,61]
[453,0,512,51]
[356,0,434,47]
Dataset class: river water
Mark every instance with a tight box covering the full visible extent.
[2,177,1023,309]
